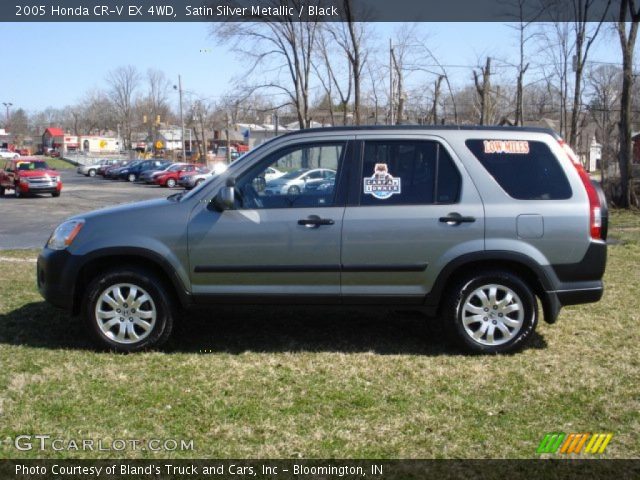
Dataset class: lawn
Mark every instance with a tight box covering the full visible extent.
[0,210,638,459]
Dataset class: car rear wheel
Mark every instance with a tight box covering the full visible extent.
[444,270,537,354]
[288,185,300,195]
[166,178,177,188]
[14,186,21,198]
[128,173,136,182]
[52,191,60,197]
[83,267,174,352]
[0,187,4,196]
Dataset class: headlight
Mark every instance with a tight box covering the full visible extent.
[48,219,85,250]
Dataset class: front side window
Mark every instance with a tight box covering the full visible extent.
[234,142,345,209]
[359,140,460,206]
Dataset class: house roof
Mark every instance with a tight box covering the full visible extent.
[44,127,64,137]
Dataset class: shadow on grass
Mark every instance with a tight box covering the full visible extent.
[0,302,548,355]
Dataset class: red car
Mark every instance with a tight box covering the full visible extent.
[0,158,62,197]
[153,163,201,187]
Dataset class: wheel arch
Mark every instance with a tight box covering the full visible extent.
[72,248,191,315]
[426,251,556,322]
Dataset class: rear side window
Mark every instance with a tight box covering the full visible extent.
[360,140,461,206]
[465,139,572,200]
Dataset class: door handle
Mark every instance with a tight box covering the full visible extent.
[439,212,476,225]
[298,215,335,228]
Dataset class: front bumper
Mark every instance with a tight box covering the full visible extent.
[17,181,62,194]
[37,248,79,311]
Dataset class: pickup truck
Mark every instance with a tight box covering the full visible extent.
[0,158,62,197]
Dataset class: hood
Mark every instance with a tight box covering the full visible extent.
[69,197,172,222]
[18,169,59,178]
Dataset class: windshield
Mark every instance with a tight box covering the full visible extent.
[279,168,309,180]
[17,161,49,170]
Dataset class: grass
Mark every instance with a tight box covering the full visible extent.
[44,158,76,170]
[0,210,638,459]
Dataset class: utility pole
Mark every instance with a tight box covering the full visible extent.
[389,39,393,125]
[174,75,186,161]
[225,112,231,164]
[3,102,13,129]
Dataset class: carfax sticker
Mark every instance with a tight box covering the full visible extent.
[363,163,401,200]
[483,140,530,154]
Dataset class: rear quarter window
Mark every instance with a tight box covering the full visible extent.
[465,139,572,200]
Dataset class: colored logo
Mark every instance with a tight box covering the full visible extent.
[363,163,401,200]
[537,433,613,454]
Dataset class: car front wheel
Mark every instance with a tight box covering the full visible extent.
[444,270,537,354]
[166,178,176,188]
[88,169,96,177]
[84,267,174,352]
[128,173,136,182]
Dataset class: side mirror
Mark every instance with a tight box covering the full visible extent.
[212,177,236,211]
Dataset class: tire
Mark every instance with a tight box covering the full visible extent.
[88,169,96,177]
[287,185,300,195]
[0,187,4,196]
[52,191,60,197]
[443,270,538,354]
[128,173,136,182]
[195,178,204,187]
[83,267,175,352]
[14,186,21,198]
[166,178,176,188]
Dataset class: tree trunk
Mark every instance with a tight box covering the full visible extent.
[617,0,640,208]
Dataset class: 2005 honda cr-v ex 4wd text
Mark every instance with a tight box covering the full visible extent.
[37,126,607,354]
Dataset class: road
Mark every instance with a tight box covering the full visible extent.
[0,169,175,249]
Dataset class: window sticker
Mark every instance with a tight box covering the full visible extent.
[363,163,401,200]
[483,140,530,154]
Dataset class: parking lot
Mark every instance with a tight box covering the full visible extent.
[0,168,174,249]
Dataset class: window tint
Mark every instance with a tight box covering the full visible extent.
[360,140,460,205]
[465,139,572,200]
[235,143,344,209]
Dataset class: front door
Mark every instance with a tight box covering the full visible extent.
[188,141,349,299]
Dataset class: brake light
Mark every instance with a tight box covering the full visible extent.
[558,139,602,240]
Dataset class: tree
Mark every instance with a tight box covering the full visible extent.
[617,0,640,207]
[473,57,493,125]
[107,65,140,149]
[586,64,622,188]
[211,1,320,129]
[568,0,612,149]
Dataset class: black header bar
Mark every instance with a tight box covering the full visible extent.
[2,0,618,23]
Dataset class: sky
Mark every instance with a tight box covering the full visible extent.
[0,22,623,114]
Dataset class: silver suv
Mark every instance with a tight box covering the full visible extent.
[37,127,607,353]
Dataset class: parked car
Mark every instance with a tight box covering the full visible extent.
[38,126,607,353]
[0,149,20,160]
[1,158,62,197]
[77,159,119,177]
[153,163,203,188]
[106,161,141,180]
[138,163,182,184]
[98,160,129,177]
[264,168,336,196]
[118,159,171,182]
[178,162,228,190]
[49,150,61,158]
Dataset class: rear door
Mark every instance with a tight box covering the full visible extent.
[341,135,485,301]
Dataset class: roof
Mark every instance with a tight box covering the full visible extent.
[43,127,64,137]
[279,124,558,138]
